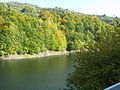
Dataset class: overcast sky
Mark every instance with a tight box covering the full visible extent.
[1,0,120,17]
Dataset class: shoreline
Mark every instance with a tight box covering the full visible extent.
[0,50,80,60]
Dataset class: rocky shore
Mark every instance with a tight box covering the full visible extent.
[0,50,79,60]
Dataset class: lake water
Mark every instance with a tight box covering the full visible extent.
[0,55,74,90]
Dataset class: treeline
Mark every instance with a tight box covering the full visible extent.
[0,2,111,55]
[95,14,120,24]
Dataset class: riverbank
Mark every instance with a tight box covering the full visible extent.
[0,50,80,60]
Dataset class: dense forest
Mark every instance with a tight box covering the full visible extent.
[0,2,114,55]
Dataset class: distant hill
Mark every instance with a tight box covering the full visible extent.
[93,14,116,24]
[0,2,117,24]
[0,2,84,14]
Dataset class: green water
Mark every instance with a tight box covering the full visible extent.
[0,55,74,90]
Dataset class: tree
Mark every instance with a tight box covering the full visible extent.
[65,19,120,90]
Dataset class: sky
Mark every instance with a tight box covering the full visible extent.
[1,0,120,17]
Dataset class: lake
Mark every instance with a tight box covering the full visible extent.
[0,55,74,90]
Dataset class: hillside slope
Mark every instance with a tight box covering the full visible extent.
[0,2,112,55]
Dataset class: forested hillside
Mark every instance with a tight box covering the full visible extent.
[0,2,113,55]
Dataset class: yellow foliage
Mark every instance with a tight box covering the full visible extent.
[96,30,102,34]
[0,16,4,26]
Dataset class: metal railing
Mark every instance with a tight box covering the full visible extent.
[104,82,120,90]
